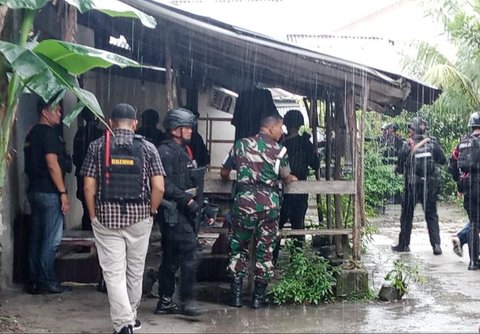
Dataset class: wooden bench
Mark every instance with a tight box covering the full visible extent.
[61,230,96,251]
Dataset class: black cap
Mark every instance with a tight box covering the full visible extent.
[111,103,136,120]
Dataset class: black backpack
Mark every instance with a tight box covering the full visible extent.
[457,135,480,173]
[411,140,435,178]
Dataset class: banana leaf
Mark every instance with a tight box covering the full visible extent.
[65,0,157,29]
[0,0,49,10]
[34,39,140,75]
[0,0,157,28]
[0,40,105,125]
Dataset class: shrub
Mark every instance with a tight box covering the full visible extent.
[384,259,424,295]
[364,140,404,216]
[270,240,339,305]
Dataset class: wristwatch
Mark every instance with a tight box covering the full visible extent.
[150,210,157,217]
[59,189,68,195]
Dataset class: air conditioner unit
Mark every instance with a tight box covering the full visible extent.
[208,86,237,114]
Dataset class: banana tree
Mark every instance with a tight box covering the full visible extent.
[0,0,157,190]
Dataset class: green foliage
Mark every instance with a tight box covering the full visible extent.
[344,287,375,302]
[384,259,425,295]
[363,140,404,216]
[270,240,339,305]
[397,0,480,202]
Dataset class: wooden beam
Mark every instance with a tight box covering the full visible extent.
[204,179,356,194]
[199,226,352,237]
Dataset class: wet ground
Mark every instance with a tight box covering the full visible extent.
[0,203,479,333]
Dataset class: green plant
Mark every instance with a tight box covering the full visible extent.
[384,259,425,295]
[364,140,404,216]
[344,287,375,302]
[269,240,339,305]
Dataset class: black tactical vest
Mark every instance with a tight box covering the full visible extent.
[101,135,146,203]
[457,134,480,173]
[412,141,435,177]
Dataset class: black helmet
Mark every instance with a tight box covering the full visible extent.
[163,107,197,130]
[141,109,159,125]
[468,112,480,128]
[408,117,428,134]
[283,109,304,129]
[390,122,399,132]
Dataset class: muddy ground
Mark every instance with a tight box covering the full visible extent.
[0,203,479,333]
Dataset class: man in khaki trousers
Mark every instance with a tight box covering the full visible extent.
[81,104,165,334]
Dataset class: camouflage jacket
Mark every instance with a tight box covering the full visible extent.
[232,132,291,216]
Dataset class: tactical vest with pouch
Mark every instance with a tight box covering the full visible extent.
[101,135,146,204]
[457,134,480,173]
[411,140,435,178]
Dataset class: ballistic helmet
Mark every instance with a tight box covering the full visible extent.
[283,109,304,130]
[163,107,197,130]
[408,117,428,134]
[468,112,480,128]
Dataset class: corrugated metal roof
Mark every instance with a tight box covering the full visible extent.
[121,0,440,114]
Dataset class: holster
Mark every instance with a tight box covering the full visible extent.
[188,167,206,233]
[160,199,178,227]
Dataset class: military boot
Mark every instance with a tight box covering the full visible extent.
[229,276,243,307]
[468,227,480,270]
[153,296,180,315]
[251,280,268,309]
[179,300,206,317]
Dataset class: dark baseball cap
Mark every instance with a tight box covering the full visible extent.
[111,103,137,120]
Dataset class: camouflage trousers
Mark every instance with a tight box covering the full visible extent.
[227,209,279,283]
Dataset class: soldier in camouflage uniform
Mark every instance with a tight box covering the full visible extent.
[227,114,297,309]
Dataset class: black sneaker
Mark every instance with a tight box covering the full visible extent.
[40,284,72,294]
[452,237,463,257]
[433,244,442,255]
[114,325,133,334]
[154,296,180,315]
[26,282,40,295]
[468,262,479,270]
[391,244,410,252]
[133,320,141,332]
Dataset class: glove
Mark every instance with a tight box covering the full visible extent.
[187,199,200,214]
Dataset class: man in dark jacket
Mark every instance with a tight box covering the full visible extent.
[380,122,404,164]
[154,107,205,317]
[135,109,166,148]
[448,111,480,269]
[73,108,102,231]
[392,117,446,255]
[273,110,320,261]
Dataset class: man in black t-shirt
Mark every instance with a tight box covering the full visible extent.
[73,108,102,231]
[273,110,320,262]
[24,96,72,295]
[136,109,166,148]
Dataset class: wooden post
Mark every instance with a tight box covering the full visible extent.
[345,86,361,261]
[333,94,345,258]
[165,30,173,111]
[303,97,323,225]
[325,97,333,238]
[358,78,370,229]
[172,58,181,108]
